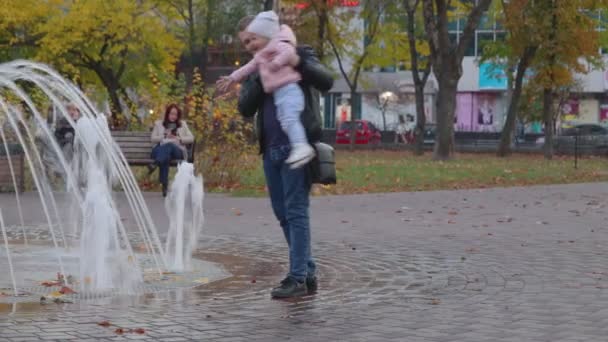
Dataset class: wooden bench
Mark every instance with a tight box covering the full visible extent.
[110,131,195,166]
[0,145,25,192]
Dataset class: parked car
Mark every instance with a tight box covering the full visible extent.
[554,124,608,154]
[335,120,382,145]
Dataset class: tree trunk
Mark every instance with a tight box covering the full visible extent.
[381,108,387,132]
[317,1,328,61]
[414,84,426,155]
[185,0,196,92]
[95,68,124,129]
[349,90,357,151]
[264,0,274,10]
[497,47,536,157]
[542,87,554,160]
[433,77,458,160]
[200,0,217,77]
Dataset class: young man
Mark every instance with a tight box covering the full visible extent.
[236,15,333,298]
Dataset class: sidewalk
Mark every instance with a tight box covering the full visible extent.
[1,183,607,341]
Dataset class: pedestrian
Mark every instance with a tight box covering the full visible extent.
[235,13,333,298]
[148,104,194,197]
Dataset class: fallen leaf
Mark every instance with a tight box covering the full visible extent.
[133,328,145,334]
[98,321,111,327]
[448,211,458,215]
[251,278,257,284]
[430,298,441,305]
[341,220,349,223]
[115,328,125,334]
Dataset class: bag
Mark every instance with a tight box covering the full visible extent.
[309,142,336,185]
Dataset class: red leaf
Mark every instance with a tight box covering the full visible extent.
[133,328,145,334]
[98,321,111,327]
[115,328,125,334]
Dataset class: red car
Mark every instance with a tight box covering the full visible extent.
[335,120,382,145]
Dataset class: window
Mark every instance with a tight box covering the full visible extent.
[339,121,363,130]
[476,32,494,56]
[448,12,506,57]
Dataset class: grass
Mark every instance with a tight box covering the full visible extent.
[16,150,608,197]
[231,150,608,197]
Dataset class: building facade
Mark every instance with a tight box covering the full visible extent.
[321,3,608,133]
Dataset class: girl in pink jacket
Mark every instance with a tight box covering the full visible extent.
[216,11,314,168]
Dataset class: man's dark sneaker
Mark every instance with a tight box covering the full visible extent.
[162,183,168,197]
[271,277,307,299]
[306,276,318,294]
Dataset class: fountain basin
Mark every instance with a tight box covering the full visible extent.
[0,243,231,304]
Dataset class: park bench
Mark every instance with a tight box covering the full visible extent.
[0,144,25,192]
[110,131,196,166]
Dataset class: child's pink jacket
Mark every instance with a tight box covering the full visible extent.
[229,25,301,93]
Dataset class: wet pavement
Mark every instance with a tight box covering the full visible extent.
[1,183,608,341]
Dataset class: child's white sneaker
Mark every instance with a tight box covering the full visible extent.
[286,143,315,169]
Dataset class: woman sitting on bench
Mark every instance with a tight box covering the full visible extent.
[148,104,194,197]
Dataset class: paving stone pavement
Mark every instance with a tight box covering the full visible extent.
[1,183,608,341]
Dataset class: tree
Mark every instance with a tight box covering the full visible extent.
[403,0,432,155]
[154,0,203,87]
[282,0,331,62]
[30,0,182,128]
[530,0,600,159]
[422,0,493,160]
[481,0,537,157]
[314,0,399,148]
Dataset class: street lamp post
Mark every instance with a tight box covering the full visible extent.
[379,91,394,132]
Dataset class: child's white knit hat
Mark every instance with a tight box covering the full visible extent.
[246,11,280,39]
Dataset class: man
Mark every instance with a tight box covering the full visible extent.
[236,15,333,298]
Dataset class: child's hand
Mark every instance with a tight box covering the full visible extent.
[215,76,234,93]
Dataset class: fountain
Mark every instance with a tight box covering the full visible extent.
[0,60,222,304]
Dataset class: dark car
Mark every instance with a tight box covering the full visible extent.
[555,124,608,154]
[335,120,382,145]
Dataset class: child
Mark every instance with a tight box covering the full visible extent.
[216,10,314,168]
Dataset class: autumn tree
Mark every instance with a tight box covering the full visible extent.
[3,0,183,128]
[481,0,537,157]
[402,0,432,155]
[423,0,493,160]
[530,0,600,159]
[310,0,404,148]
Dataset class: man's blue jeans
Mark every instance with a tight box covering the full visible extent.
[151,143,184,186]
[263,145,316,283]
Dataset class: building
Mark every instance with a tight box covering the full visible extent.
[319,2,608,133]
